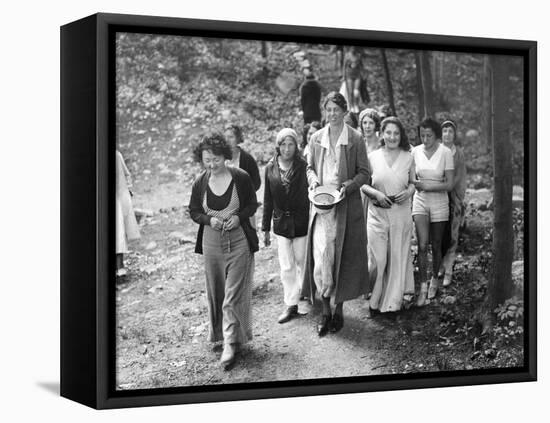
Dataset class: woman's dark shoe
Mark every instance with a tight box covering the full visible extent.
[330,313,344,332]
[277,305,299,324]
[368,307,380,318]
[317,314,332,337]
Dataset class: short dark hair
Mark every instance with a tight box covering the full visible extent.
[417,117,442,140]
[193,132,233,163]
[323,91,348,112]
[224,124,244,144]
[380,116,411,151]
[344,112,358,129]
[302,121,322,149]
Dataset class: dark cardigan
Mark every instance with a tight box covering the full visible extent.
[238,148,261,192]
[261,155,309,238]
[189,167,259,254]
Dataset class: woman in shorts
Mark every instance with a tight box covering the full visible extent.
[411,118,454,306]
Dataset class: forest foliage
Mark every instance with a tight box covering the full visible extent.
[116,33,525,185]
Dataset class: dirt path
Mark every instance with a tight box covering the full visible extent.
[115,174,500,390]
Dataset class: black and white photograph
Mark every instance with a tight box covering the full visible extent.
[9,0,550,419]
[114,29,528,390]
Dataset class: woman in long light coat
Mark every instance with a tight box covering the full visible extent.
[301,91,372,337]
[116,150,140,276]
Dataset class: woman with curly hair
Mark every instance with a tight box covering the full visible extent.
[359,108,381,154]
[361,117,415,314]
[188,132,259,370]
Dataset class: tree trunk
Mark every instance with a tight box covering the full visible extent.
[420,51,435,117]
[415,52,425,120]
[261,41,268,59]
[438,52,444,94]
[380,49,396,116]
[415,51,435,118]
[261,41,269,82]
[481,55,493,150]
[483,54,514,331]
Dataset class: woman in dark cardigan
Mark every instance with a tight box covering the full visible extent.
[188,132,259,370]
[262,128,309,324]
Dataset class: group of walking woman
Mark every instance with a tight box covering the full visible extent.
[188,91,467,370]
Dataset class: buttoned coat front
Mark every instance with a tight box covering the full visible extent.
[302,124,373,303]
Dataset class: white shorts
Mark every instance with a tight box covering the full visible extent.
[412,191,449,223]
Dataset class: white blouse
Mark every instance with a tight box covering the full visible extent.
[412,143,454,182]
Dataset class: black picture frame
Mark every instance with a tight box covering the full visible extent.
[60,12,537,409]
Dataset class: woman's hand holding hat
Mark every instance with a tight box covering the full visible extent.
[339,185,346,199]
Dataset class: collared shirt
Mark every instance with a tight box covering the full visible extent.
[320,125,348,189]
[449,144,457,156]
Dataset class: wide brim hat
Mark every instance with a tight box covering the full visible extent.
[308,185,344,213]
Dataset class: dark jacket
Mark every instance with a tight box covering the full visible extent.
[189,167,259,254]
[238,148,261,192]
[262,155,309,238]
[299,78,322,124]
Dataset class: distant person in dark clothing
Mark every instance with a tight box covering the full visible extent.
[344,111,358,130]
[299,67,322,124]
[224,124,261,230]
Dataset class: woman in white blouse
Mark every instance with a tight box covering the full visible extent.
[412,118,454,306]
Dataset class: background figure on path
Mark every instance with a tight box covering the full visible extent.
[299,66,323,124]
[189,133,259,370]
[302,91,372,337]
[224,124,261,229]
[332,44,345,79]
[412,118,454,306]
[361,117,415,314]
[262,128,310,324]
[439,119,467,287]
[116,150,140,277]
[341,47,368,113]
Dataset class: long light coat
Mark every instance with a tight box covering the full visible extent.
[302,124,373,303]
[116,151,140,253]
